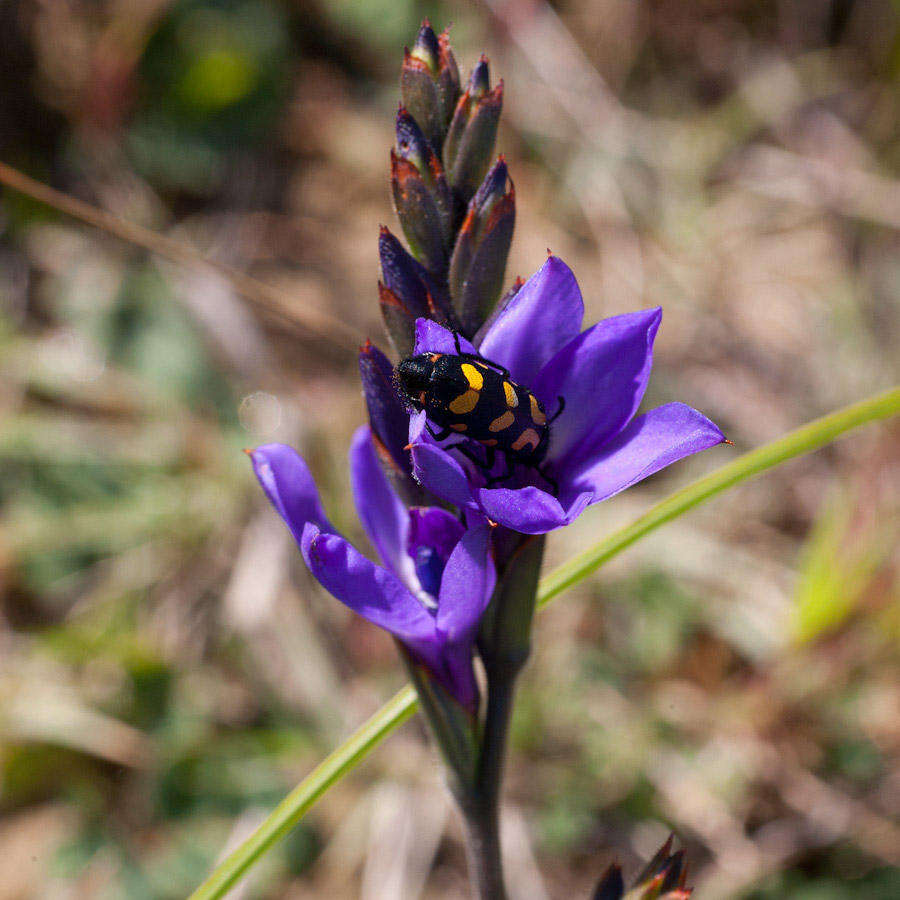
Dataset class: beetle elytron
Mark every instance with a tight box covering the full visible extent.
[396,332,564,493]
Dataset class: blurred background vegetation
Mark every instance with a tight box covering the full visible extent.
[0,0,898,897]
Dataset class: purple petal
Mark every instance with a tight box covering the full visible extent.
[436,521,496,642]
[534,308,662,470]
[300,523,438,656]
[409,427,479,511]
[250,444,333,546]
[569,402,726,503]
[477,256,583,386]
[407,507,465,565]
[439,642,480,711]
[413,318,477,355]
[349,426,409,577]
[477,485,572,534]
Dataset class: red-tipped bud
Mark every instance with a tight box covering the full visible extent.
[448,157,515,336]
[391,109,454,276]
[400,22,461,151]
[443,58,503,206]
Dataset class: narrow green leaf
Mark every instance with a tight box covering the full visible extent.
[191,385,899,900]
[537,386,900,609]
[188,686,417,900]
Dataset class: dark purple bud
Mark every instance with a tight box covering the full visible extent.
[358,340,422,505]
[467,56,491,99]
[443,57,503,206]
[401,23,460,150]
[379,227,458,352]
[392,109,453,275]
[592,864,625,900]
[380,226,431,320]
[448,157,515,336]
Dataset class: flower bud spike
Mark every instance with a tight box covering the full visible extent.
[392,109,454,275]
[449,157,515,336]
[401,22,461,151]
[444,57,503,207]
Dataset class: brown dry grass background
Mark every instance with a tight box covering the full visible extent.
[0,0,898,897]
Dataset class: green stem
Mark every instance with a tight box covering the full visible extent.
[190,385,899,900]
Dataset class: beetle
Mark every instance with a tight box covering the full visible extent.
[396,332,564,493]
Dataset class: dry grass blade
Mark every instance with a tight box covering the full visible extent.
[0,161,363,351]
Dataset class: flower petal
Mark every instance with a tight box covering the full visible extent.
[534,307,662,470]
[407,507,465,565]
[413,318,477,356]
[300,523,438,655]
[349,425,409,577]
[409,429,479,512]
[477,255,583,386]
[569,402,725,503]
[439,642,480,711]
[477,484,571,534]
[436,521,495,642]
[250,444,333,546]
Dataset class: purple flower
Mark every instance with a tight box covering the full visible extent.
[407,256,726,535]
[248,429,495,709]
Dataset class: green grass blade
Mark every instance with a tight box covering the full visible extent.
[188,686,418,900]
[191,385,899,900]
[537,386,900,608]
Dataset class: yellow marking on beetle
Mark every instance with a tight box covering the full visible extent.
[449,389,480,414]
[461,363,484,391]
[512,428,541,453]
[489,411,516,432]
[450,423,468,432]
[529,394,546,425]
[503,381,518,407]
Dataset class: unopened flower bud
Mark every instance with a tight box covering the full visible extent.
[443,57,503,206]
[379,227,455,355]
[392,108,454,276]
[358,340,422,505]
[449,157,515,335]
[401,21,461,151]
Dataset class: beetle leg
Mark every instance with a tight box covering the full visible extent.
[426,423,454,442]
[537,465,559,495]
[548,395,566,424]
[453,442,488,473]
[485,451,514,487]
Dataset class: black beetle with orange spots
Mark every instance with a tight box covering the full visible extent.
[396,333,565,493]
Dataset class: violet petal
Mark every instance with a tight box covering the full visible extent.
[413,319,477,356]
[409,439,479,511]
[477,255,583,386]
[436,521,496,642]
[568,402,726,503]
[349,425,409,577]
[535,307,662,471]
[300,523,438,659]
[250,444,333,546]
[476,484,572,534]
